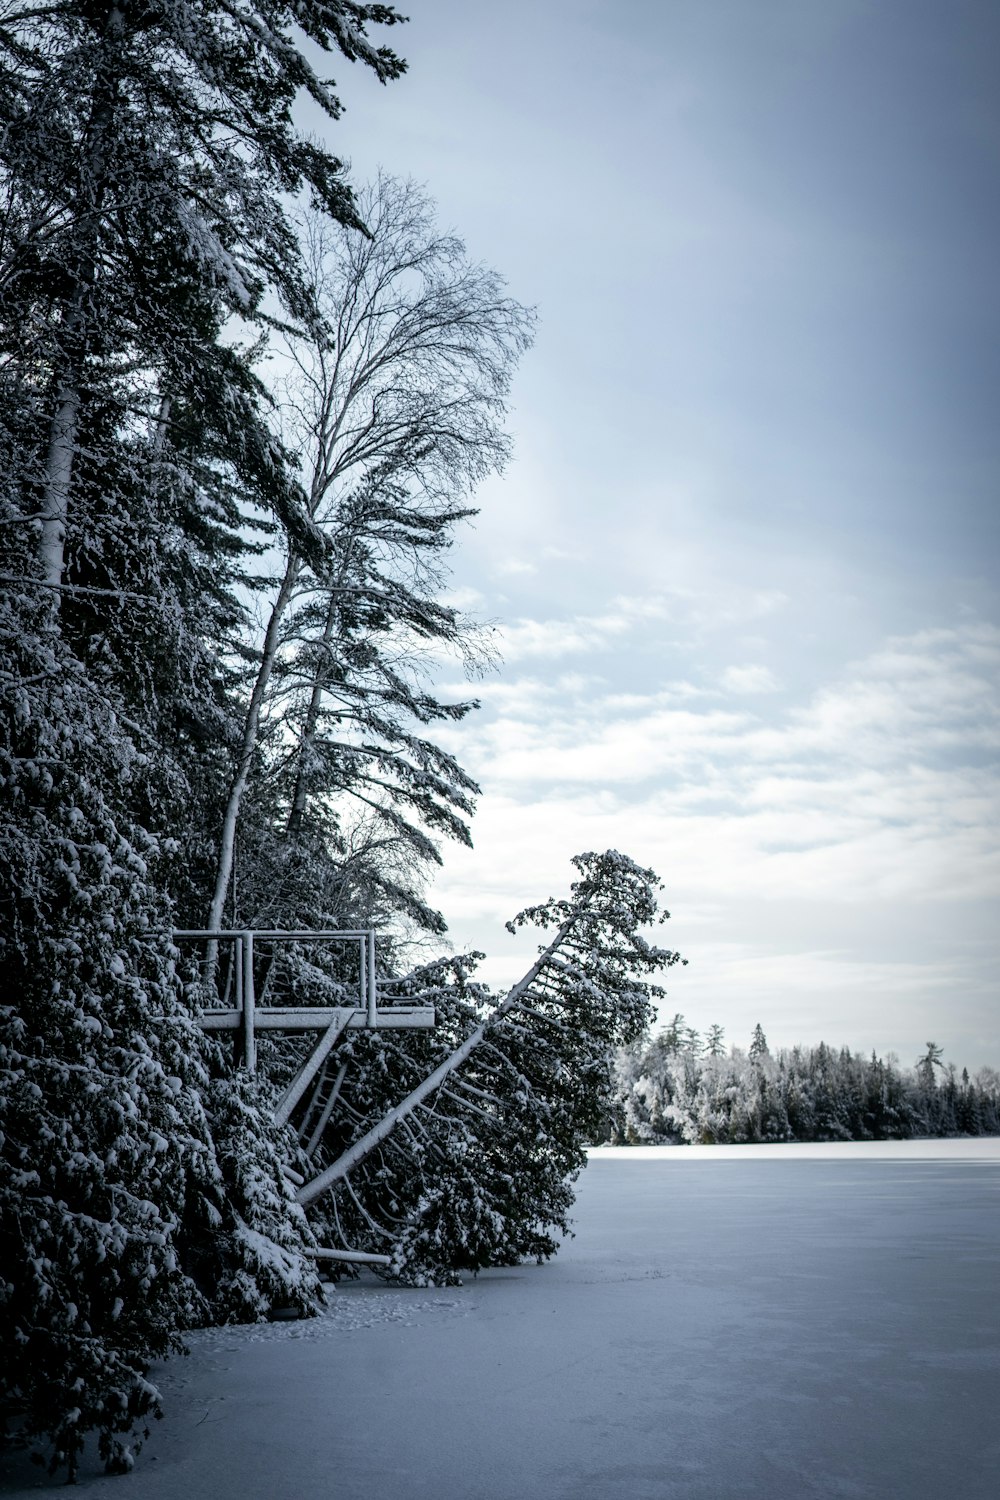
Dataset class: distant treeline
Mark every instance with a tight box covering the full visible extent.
[606,1019,1000,1144]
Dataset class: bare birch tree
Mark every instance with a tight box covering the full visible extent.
[206,176,535,934]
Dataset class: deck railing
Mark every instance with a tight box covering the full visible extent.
[172,928,433,1073]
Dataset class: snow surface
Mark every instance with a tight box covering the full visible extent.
[4,1139,999,1498]
[588,1137,1000,1162]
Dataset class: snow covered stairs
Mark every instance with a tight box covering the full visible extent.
[300,1059,349,1157]
[172,927,437,1267]
[273,1009,353,1128]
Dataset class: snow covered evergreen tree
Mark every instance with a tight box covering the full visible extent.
[1,0,407,615]
[705,1022,726,1057]
[0,592,223,1476]
[748,1022,769,1062]
[293,852,683,1283]
[0,0,408,1473]
[609,1030,997,1146]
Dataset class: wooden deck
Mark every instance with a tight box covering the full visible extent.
[198,1004,435,1032]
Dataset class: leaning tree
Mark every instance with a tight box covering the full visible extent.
[291,851,685,1284]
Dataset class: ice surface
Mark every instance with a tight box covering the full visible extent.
[4,1140,998,1499]
[589,1137,1000,1162]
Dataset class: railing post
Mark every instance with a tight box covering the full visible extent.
[367,929,377,1028]
[243,931,256,1074]
[233,933,244,1068]
[358,936,366,1021]
[234,931,243,1010]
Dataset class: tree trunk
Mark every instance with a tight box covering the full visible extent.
[39,378,82,594]
[296,912,576,1205]
[286,540,355,837]
[149,393,172,454]
[36,4,125,614]
[206,552,301,935]
[286,593,337,837]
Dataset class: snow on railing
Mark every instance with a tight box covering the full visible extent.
[172,929,434,1074]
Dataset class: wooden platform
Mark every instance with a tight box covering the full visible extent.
[174,928,436,1074]
[199,1004,435,1032]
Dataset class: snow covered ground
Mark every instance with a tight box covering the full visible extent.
[4,1139,999,1498]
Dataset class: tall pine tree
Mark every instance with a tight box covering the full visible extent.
[0,0,407,1473]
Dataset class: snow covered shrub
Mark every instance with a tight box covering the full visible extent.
[0,607,319,1475]
[0,608,219,1476]
[198,1073,320,1323]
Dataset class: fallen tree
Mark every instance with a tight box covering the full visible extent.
[298,850,684,1282]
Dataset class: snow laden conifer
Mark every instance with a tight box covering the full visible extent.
[294,852,683,1283]
[0,593,224,1478]
[705,1022,726,1057]
[749,1022,769,1062]
[0,0,406,1475]
[0,534,326,1472]
[0,0,406,611]
[611,1030,1000,1145]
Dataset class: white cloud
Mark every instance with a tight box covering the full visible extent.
[492,586,796,665]
[612,586,792,633]
[491,582,797,666]
[603,681,710,710]
[441,585,488,611]
[720,663,781,694]
[497,611,633,660]
[428,619,1000,1066]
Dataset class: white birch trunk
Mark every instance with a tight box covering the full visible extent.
[39,381,82,595]
[36,5,125,611]
[149,393,172,454]
[296,913,576,1205]
[286,538,355,836]
[286,591,337,836]
[206,553,300,935]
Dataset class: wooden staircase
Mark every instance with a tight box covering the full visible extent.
[173,928,432,1266]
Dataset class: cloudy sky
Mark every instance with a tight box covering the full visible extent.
[317,0,999,1068]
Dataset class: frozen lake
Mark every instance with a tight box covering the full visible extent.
[5,1139,999,1498]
